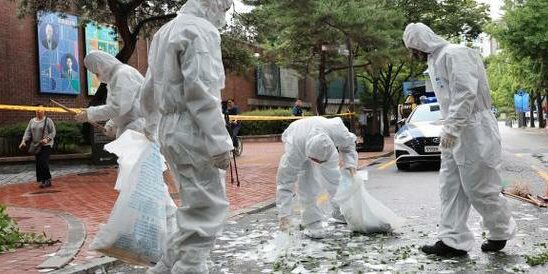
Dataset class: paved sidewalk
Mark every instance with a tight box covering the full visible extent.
[0,163,106,186]
[0,139,394,273]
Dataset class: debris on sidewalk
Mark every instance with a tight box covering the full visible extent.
[503,182,547,208]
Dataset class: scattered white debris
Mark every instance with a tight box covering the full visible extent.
[291,264,310,273]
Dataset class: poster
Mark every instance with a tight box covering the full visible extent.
[257,63,281,97]
[37,12,80,95]
[280,68,300,98]
[85,23,119,95]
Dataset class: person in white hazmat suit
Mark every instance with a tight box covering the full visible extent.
[277,116,358,239]
[74,51,144,138]
[139,0,234,273]
[403,23,516,256]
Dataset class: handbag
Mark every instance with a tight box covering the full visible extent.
[28,117,48,155]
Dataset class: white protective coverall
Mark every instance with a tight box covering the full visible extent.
[83,51,144,137]
[403,23,516,251]
[277,117,358,227]
[140,0,233,273]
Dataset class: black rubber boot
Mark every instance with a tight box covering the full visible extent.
[421,241,467,257]
[481,240,507,252]
[44,179,52,188]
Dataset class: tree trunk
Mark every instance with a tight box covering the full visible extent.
[382,64,393,137]
[529,94,535,128]
[371,76,380,135]
[337,77,348,114]
[537,93,545,128]
[316,49,327,115]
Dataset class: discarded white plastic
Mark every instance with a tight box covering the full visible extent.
[91,130,176,266]
[334,170,404,233]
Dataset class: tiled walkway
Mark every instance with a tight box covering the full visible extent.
[0,139,393,273]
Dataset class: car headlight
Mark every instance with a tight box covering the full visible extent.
[395,132,413,143]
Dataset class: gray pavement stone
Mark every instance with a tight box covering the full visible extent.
[0,163,111,186]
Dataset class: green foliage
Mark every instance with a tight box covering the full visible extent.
[485,50,541,112]
[524,249,548,266]
[0,204,58,253]
[238,108,311,135]
[492,0,548,85]
[0,121,89,155]
[0,122,27,138]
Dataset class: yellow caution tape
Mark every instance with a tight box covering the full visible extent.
[228,112,355,121]
[0,104,353,121]
[0,104,82,113]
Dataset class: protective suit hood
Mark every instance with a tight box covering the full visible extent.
[179,0,233,29]
[84,51,121,83]
[305,132,335,162]
[403,23,448,54]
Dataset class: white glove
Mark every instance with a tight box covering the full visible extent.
[74,110,88,123]
[212,151,231,170]
[103,124,116,138]
[440,130,457,149]
[279,216,290,231]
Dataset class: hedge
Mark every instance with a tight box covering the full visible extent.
[0,121,89,156]
[236,108,353,136]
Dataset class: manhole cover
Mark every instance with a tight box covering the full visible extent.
[25,190,62,196]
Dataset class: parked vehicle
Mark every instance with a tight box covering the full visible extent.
[394,103,442,171]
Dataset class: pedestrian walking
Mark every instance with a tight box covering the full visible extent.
[19,105,56,188]
[403,22,516,256]
[140,0,234,273]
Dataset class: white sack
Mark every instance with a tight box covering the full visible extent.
[91,130,176,266]
[334,170,403,233]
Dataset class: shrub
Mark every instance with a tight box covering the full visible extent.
[0,121,89,156]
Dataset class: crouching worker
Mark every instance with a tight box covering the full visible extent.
[277,116,358,239]
[75,51,144,137]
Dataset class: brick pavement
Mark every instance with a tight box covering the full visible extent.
[0,139,393,273]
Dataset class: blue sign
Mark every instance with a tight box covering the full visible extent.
[37,12,80,95]
[514,90,530,113]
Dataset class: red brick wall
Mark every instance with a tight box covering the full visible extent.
[0,2,149,126]
[222,71,256,113]
[0,1,317,126]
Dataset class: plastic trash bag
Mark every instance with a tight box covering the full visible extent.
[334,170,403,233]
[91,130,176,266]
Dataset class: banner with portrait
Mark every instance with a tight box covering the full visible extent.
[256,63,281,97]
[37,12,80,95]
[85,23,119,95]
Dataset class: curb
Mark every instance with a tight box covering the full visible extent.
[229,198,276,219]
[51,257,120,274]
[358,150,394,161]
[0,153,91,164]
[37,212,86,270]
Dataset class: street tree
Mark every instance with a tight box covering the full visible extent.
[360,0,490,136]
[490,0,548,128]
[240,0,401,116]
